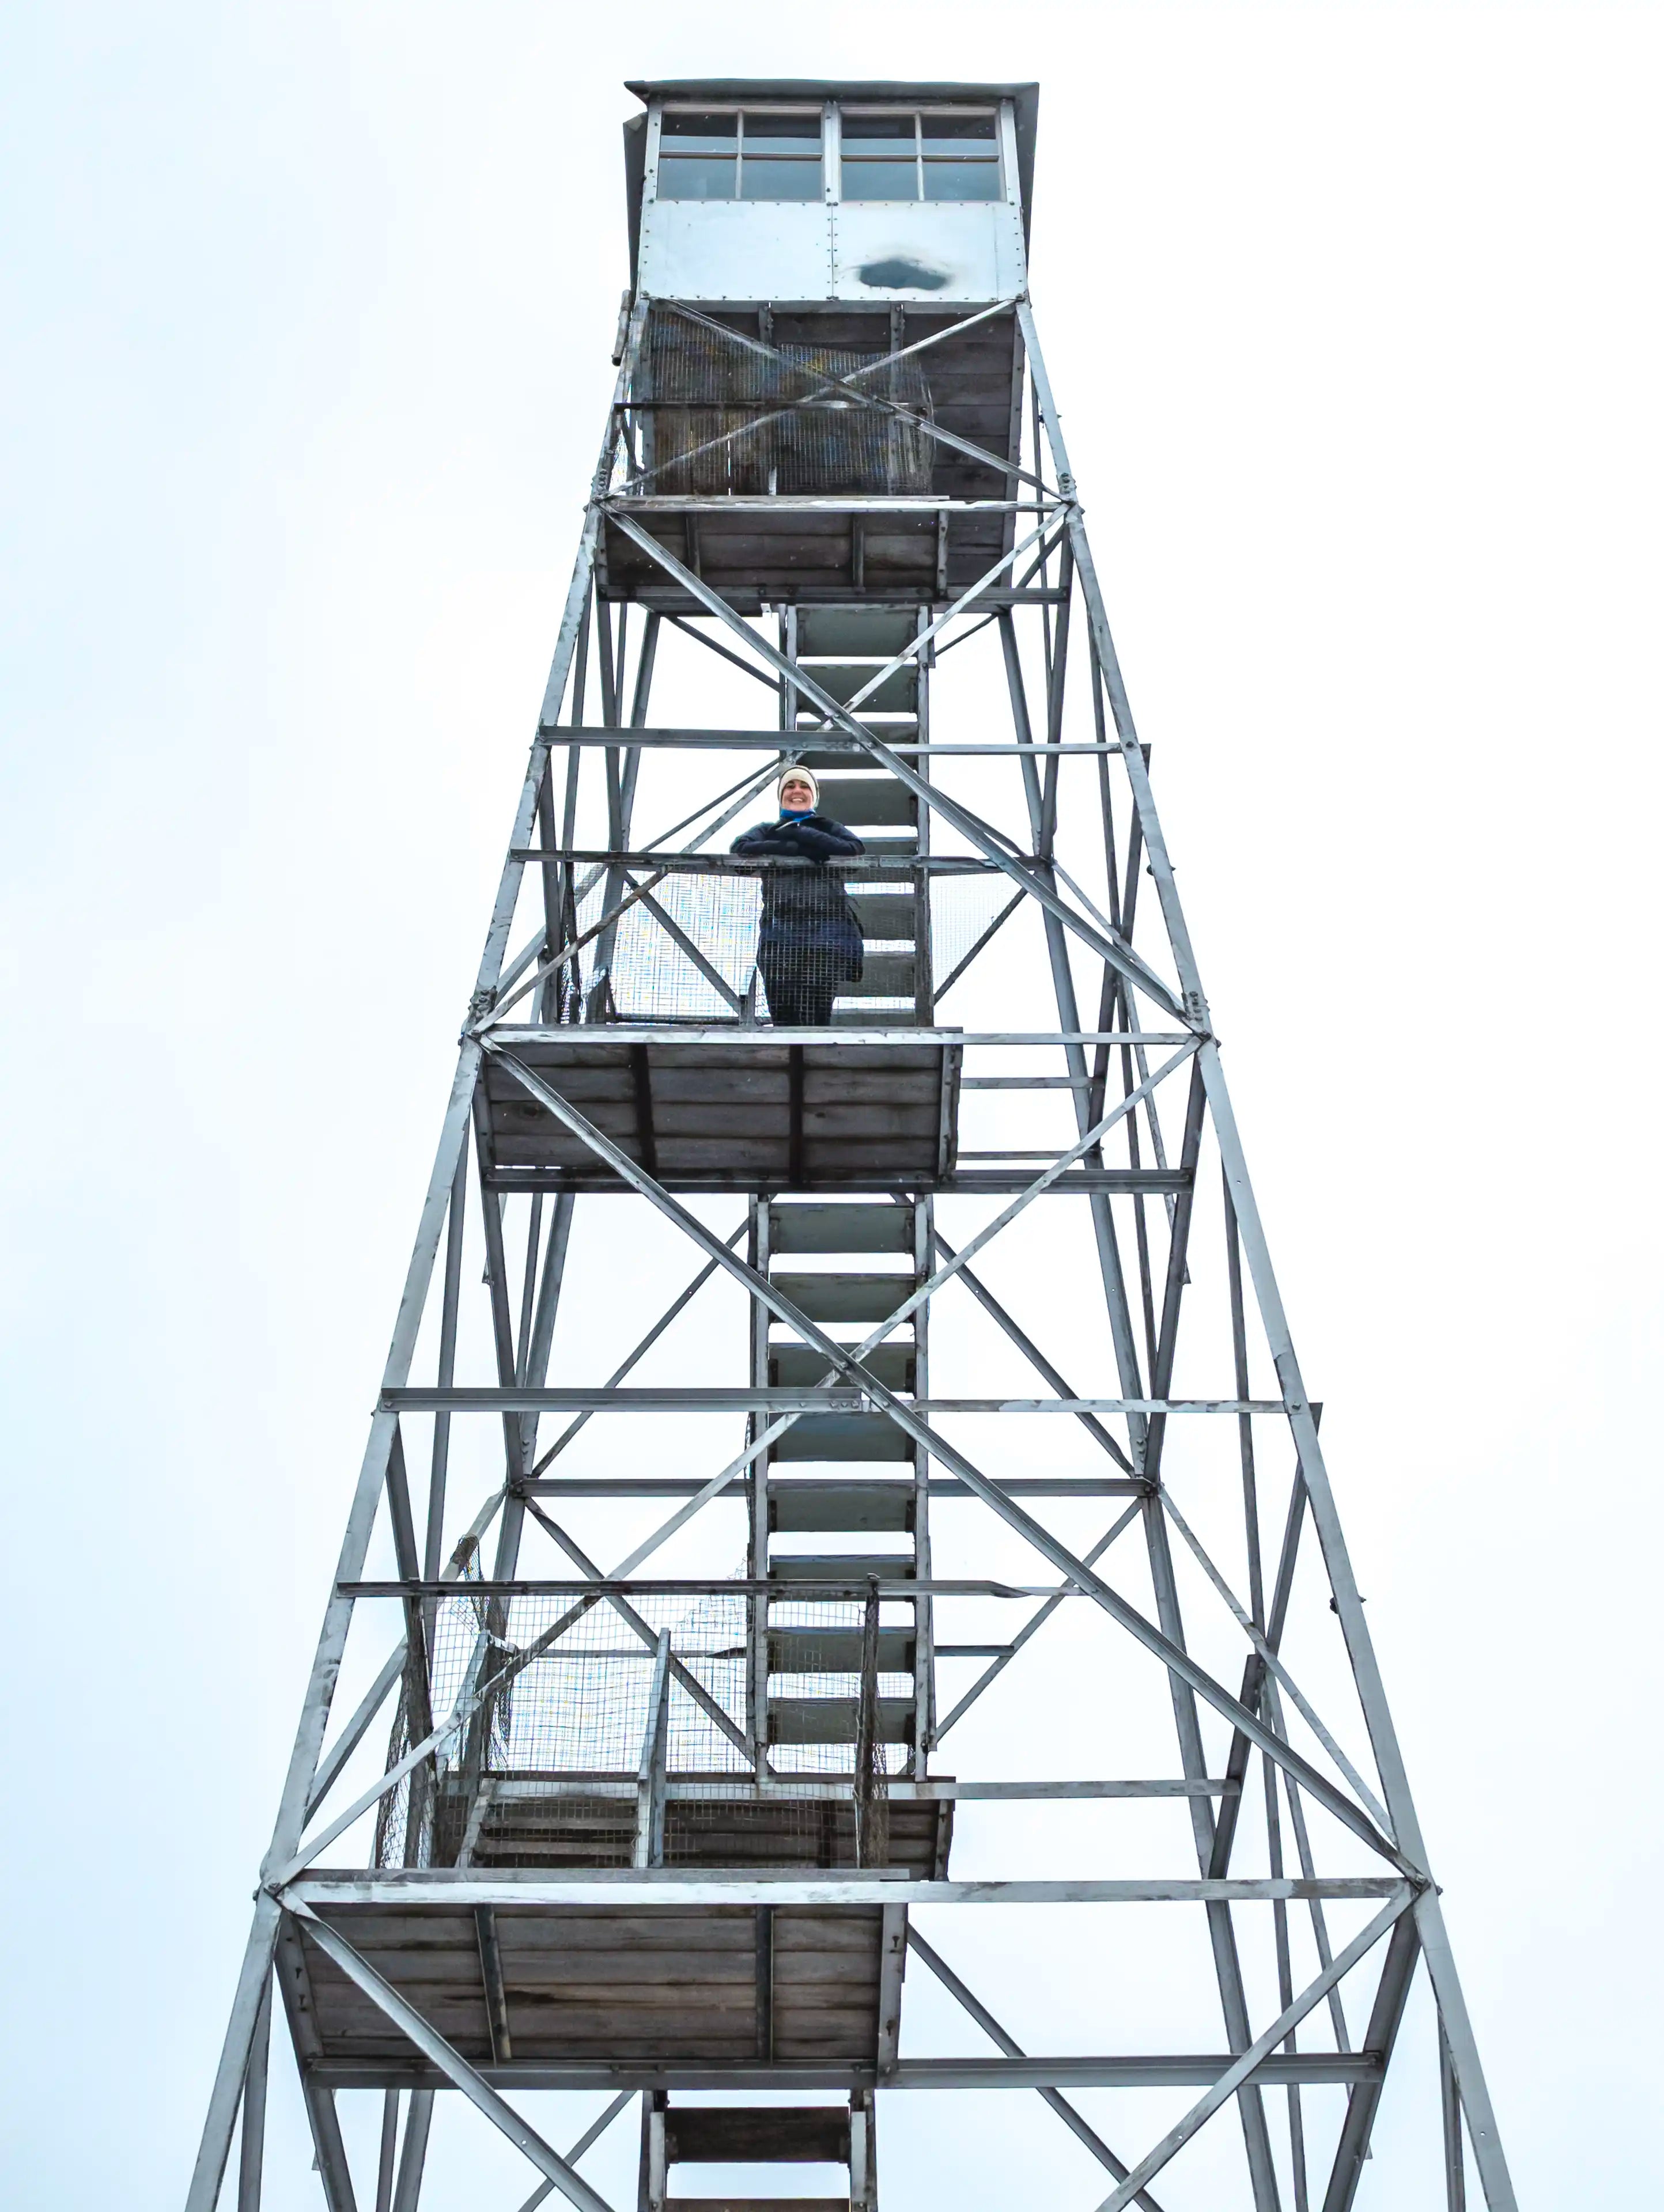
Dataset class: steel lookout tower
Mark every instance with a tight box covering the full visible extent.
[188,75,1514,2212]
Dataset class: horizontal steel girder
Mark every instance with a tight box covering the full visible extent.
[305,2053,1386,2094]
[283,1873,1402,1907]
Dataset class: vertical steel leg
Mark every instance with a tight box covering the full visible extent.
[374,2094,399,2212]
[300,2079,358,2212]
[236,1972,271,2212]
[1442,2019,1468,2212]
[389,2093,432,2212]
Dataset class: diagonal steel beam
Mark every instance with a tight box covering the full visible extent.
[513,2094,637,2212]
[487,763,784,1026]
[625,874,747,1014]
[524,1054,1189,1585]
[487,1048,1413,1873]
[1160,1489,1392,1836]
[619,297,1052,500]
[828,517,1062,715]
[528,1225,747,1475]
[933,887,1025,1001]
[932,1501,1143,1745]
[289,1905,617,2212]
[930,1228,1138,1474]
[1321,1914,1421,2212]
[519,1497,752,1761]
[906,1927,1165,2209]
[307,1484,506,1821]
[1093,1891,1415,2212]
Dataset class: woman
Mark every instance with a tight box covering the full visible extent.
[731,767,866,1026]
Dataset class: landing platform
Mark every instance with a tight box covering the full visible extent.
[284,1892,901,2086]
[481,1031,961,1192]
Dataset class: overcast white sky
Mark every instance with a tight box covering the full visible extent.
[2,3,1661,2206]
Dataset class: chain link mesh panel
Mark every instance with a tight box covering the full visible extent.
[640,312,934,497]
[549,860,1012,1026]
[373,1578,907,1872]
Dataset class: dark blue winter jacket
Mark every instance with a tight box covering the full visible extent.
[729,812,867,980]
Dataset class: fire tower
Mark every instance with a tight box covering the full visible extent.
[188,77,1515,2212]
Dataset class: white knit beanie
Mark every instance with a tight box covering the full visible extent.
[777,765,819,808]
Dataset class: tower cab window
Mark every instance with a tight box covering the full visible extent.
[840,110,1001,202]
[657,109,824,202]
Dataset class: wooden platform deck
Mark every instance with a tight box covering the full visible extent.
[481,1033,961,1192]
[285,1899,899,2086]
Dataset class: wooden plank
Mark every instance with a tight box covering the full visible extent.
[800,1046,943,1070]
[770,1350,913,1395]
[796,609,917,655]
[768,1627,916,1671]
[815,779,918,827]
[664,2108,849,2163]
[846,892,917,935]
[800,1072,943,1103]
[497,1957,762,1988]
[588,1070,792,1106]
[840,957,917,997]
[769,1274,914,1322]
[768,1480,915,1533]
[769,1554,914,1582]
[768,1698,914,1745]
[798,666,918,711]
[768,1203,914,1253]
[769,1416,915,1463]
[642,1104,935,1139]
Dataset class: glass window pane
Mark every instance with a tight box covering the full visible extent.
[741,157,823,201]
[923,160,1001,202]
[661,110,738,152]
[841,112,916,152]
[920,115,996,153]
[743,113,821,152]
[658,154,737,200]
[842,160,918,201]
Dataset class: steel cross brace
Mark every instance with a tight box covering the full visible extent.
[482,1043,1193,1603]
[486,1044,1412,1874]
[905,1926,1164,2210]
[288,1904,618,2212]
[618,296,1054,502]
[512,2096,636,2212]
[305,1486,507,1823]
[932,1499,1144,1746]
[1092,1889,1416,2212]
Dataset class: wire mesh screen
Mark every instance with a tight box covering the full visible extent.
[568,869,762,1022]
[372,1580,907,1872]
[641,312,934,497]
[551,860,1012,1027]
